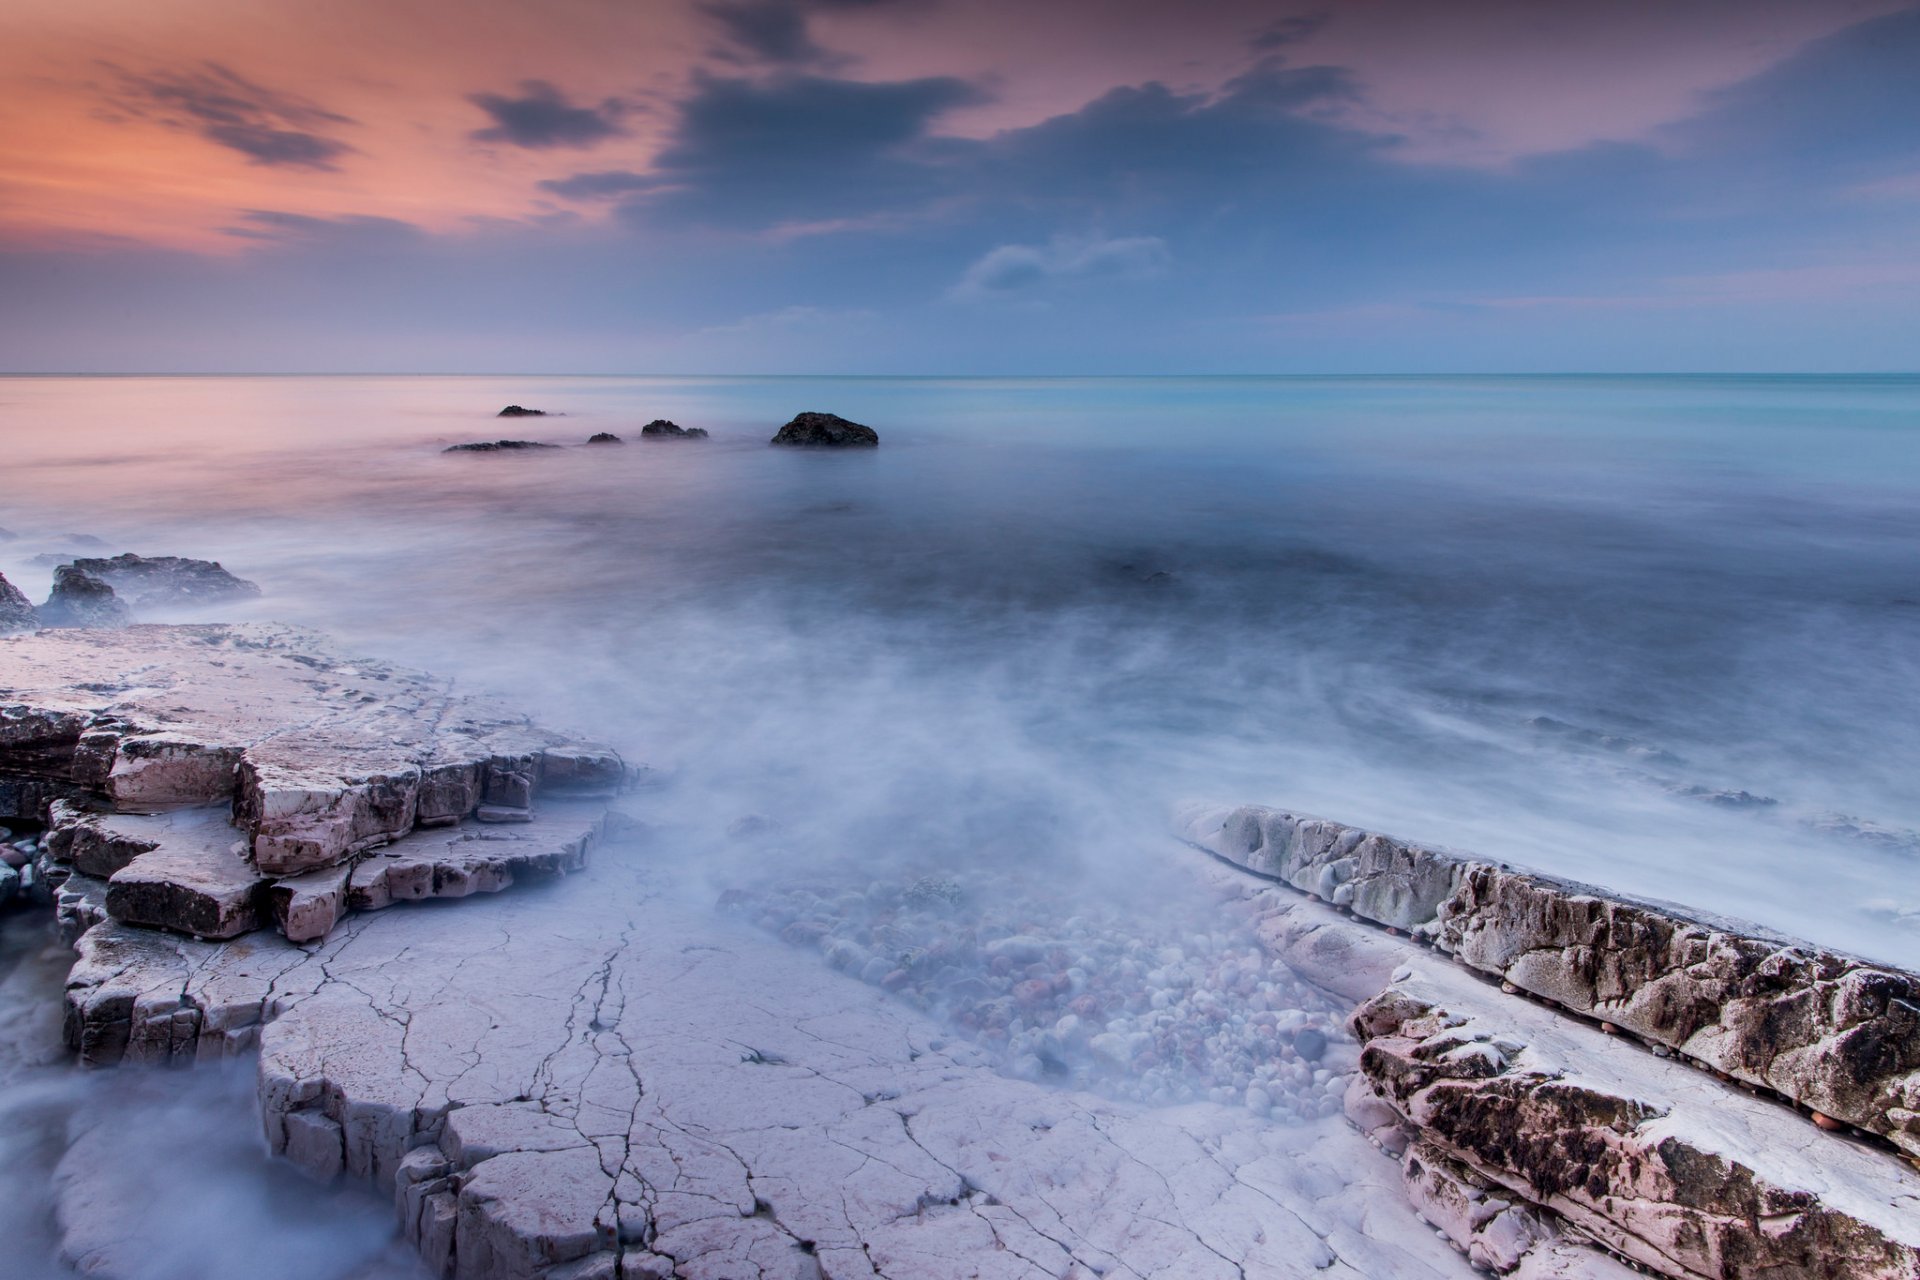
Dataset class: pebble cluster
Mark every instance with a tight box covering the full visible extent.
[0,826,43,909]
[720,865,1356,1121]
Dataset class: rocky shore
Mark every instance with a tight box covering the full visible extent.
[3,607,1918,1279]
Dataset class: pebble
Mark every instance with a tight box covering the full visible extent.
[724,867,1351,1121]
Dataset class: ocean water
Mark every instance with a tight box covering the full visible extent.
[2,373,1917,964]
[2,373,1918,1278]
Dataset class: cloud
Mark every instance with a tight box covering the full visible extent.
[219,209,423,248]
[103,62,355,170]
[699,0,903,67]
[469,80,629,149]
[1250,11,1329,50]
[620,71,985,227]
[953,234,1170,298]
[1668,6,1920,178]
[701,1,832,66]
[539,170,658,201]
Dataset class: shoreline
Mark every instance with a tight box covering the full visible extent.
[3,616,1917,1278]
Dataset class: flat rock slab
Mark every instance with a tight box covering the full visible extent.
[345,800,607,913]
[1182,804,1920,1159]
[0,624,627,874]
[97,806,268,939]
[43,795,609,944]
[61,846,1502,1280]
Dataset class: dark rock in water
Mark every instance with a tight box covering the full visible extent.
[36,565,131,629]
[0,570,35,632]
[1293,1027,1328,1061]
[770,411,878,448]
[641,418,709,439]
[65,553,261,610]
[444,439,561,453]
[585,432,623,444]
[497,405,547,417]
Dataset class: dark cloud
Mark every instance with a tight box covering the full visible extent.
[1672,6,1920,177]
[103,62,355,170]
[699,0,903,67]
[701,1,830,66]
[469,80,629,149]
[539,170,659,201]
[1250,10,1329,50]
[624,72,984,226]
[220,209,422,248]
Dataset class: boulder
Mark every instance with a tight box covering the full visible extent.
[63,553,260,610]
[444,440,560,453]
[769,411,878,448]
[585,432,623,444]
[35,565,130,629]
[0,570,35,632]
[496,405,547,417]
[639,419,709,439]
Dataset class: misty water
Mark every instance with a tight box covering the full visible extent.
[2,373,1918,1276]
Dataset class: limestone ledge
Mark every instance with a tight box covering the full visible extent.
[1352,960,1920,1280]
[44,798,611,944]
[1189,856,1920,1280]
[0,623,629,875]
[1181,803,1920,1160]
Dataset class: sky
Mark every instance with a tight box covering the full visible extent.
[3,0,1919,373]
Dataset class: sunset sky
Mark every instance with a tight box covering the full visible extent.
[4,0,1918,372]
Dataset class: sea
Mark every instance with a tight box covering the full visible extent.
[0,373,1916,1276]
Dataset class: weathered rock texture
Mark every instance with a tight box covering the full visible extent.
[1,624,626,881]
[1182,804,1920,1160]
[58,847,1505,1280]
[36,565,131,629]
[1190,856,1920,1280]
[35,796,611,942]
[62,553,261,610]
[638,419,707,439]
[0,570,35,633]
[769,411,879,447]
[1352,959,1920,1280]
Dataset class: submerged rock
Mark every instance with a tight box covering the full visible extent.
[496,405,547,417]
[584,432,623,444]
[63,553,261,610]
[0,570,35,632]
[444,439,560,453]
[35,565,130,629]
[770,411,879,447]
[640,419,709,439]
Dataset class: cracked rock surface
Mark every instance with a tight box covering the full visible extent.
[58,844,1503,1280]
[1182,804,1920,1159]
